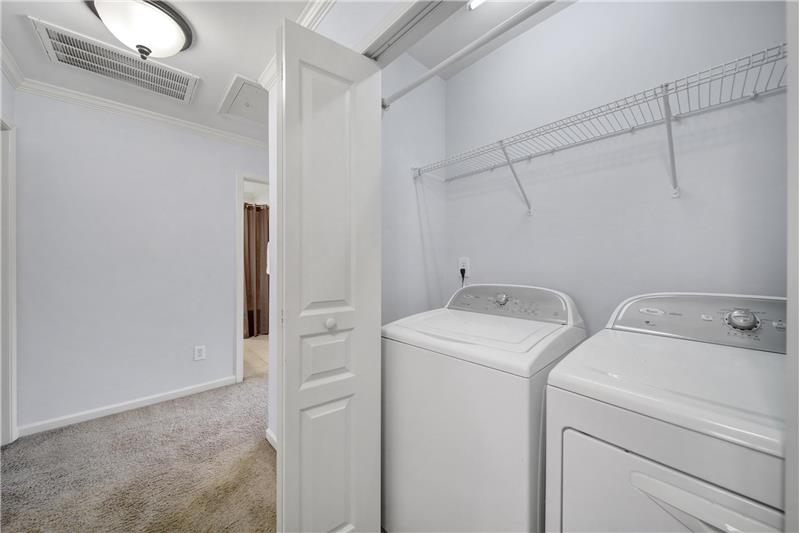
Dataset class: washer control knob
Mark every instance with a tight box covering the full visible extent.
[725,309,760,331]
[495,293,509,306]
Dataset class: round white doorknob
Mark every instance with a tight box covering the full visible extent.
[325,317,337,330]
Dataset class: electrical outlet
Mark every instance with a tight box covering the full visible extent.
[458,257,471,279]
[193,345,206,361]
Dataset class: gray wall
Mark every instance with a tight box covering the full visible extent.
[381,54,448,324]
[441,1,787,333]
[15,91,267,427]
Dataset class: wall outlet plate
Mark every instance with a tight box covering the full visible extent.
[193,345,207,361]
[458,257,470,278]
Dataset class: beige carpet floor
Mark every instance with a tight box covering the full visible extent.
[1,373,275,532]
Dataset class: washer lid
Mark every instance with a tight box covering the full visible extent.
[383,308,579,377]
[548,328,785,457]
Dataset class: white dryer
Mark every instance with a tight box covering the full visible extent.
[545,293,787,532]
[382,284,586,532]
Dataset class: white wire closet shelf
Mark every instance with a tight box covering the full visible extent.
[413,44,788,210]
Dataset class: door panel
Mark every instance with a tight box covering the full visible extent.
[277,20,381,533]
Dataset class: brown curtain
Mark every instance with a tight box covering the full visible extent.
[244,203,269,338]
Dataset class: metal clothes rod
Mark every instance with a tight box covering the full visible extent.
[382,0,555,109]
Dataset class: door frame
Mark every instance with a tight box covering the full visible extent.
[1,119,18,445]
[234,172,269,384]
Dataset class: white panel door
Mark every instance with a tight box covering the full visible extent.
[276,20,381,533]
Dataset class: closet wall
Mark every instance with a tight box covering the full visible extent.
[382,54,447,324]
[439,1,787,332]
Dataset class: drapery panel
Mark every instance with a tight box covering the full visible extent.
[243,203,269,338]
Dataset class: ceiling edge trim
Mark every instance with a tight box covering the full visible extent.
[296,0,337,31]
[1,41,25,89]
[258,55,278,90]
[17,78,267,149]
[257,1,335,90]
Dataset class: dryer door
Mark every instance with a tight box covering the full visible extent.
[559,430,783,532]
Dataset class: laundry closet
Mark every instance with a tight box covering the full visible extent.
[378,1,790,531]
[381,1,787,331]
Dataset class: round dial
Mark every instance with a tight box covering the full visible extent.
[495,293,509,306]
[725,309,760,331]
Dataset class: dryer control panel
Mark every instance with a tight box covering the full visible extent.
[447,284,570,324]
[611,294,786,354]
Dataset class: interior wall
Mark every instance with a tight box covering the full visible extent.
[381,53,448,324]
[442,1,787,333]
[14,91,267,429]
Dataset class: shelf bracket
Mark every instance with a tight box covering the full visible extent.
[499,141,533,216]
[660,84,681,198]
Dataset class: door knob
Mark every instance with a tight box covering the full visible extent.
[324,317,337,330]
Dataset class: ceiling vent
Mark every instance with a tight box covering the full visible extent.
[30,17,199,103]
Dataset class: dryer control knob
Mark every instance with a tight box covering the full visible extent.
[725,309,760,331]
[495,293,509,306]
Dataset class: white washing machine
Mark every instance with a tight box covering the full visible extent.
[545,293,787,533]
[382,284,586,532]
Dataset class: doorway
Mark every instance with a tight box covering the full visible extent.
[237,177,270,382]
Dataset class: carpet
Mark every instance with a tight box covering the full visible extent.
[1,374,275,532]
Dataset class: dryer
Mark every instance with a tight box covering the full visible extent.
[382,284,585,532]
[545,293,787,532]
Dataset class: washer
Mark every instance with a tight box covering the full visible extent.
[545,293,787,532]
[382,284,586,532]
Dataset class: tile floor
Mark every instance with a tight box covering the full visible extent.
[244,335,269,378]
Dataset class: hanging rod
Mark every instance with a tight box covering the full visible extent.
[382,0,555,110]
[412,44,789,195]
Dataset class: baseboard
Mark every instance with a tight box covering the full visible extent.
[18,376,237,437]
[266,427,277,449]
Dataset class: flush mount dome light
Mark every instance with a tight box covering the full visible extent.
[88,1,192,60]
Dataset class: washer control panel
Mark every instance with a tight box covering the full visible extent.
[447,285,569,324]
[612,294,786,353]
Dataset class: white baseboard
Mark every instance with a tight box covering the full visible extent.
[266,427,277,449]
[18,376,237,437]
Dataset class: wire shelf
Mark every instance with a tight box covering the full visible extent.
[413,44,788,182]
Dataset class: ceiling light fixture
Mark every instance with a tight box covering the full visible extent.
[467,0,488,11]
[87,1,193,60]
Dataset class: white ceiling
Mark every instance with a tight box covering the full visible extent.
[407,0,572,79]
[1,1,307,145]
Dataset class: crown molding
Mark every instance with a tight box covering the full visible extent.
[296,0,337,31]
[17,78,267,149]
[257,0,336,91]
[1,42,25,89]
[258,55,279,91]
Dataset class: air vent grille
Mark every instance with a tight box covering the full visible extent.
[30,18,199,102]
